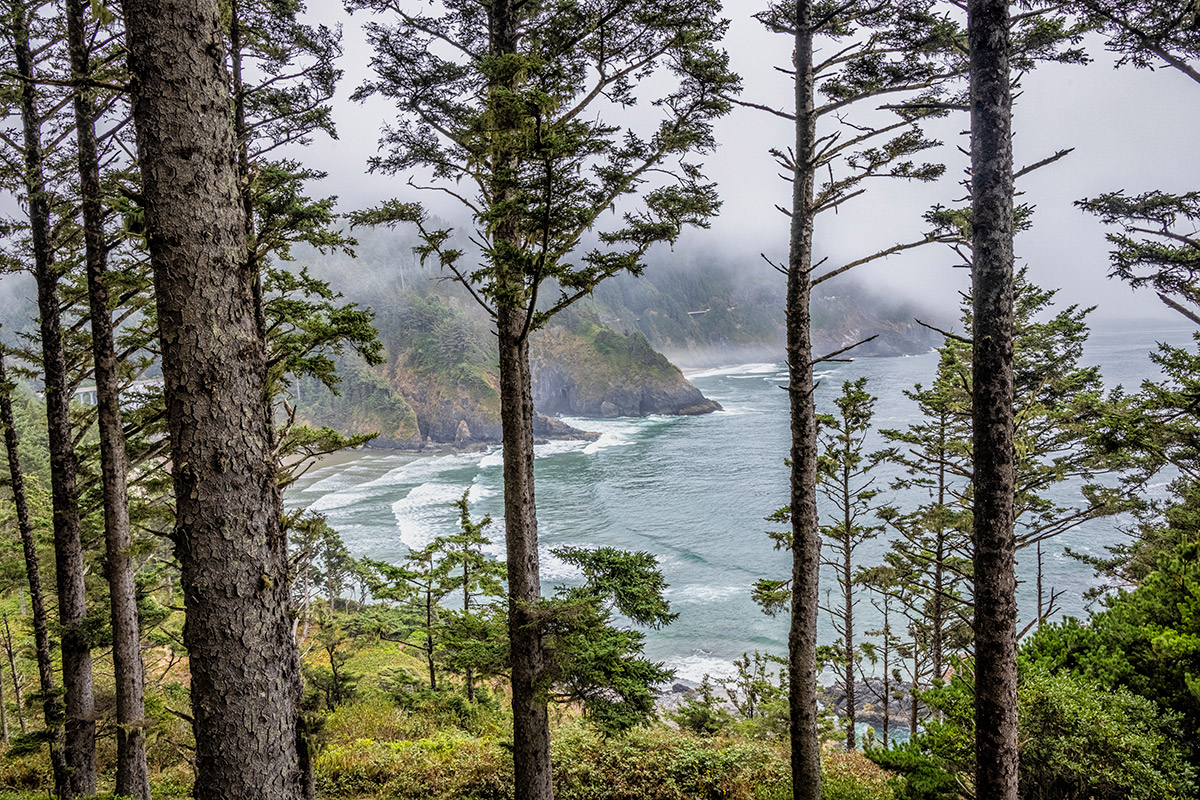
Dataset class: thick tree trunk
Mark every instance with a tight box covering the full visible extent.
[968,0,1019,797]
[65,1,150,795]
[121,1,304,797]
[498,305,554,800]
[786,2,823,797]
[11,9,97,794]
[0,353,68,791]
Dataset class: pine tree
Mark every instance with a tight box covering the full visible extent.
[120,0,305,795]
[4,5,97,791]
[968,0,1019,794]
[366,542,457,691]
[0,348,66,788]
[63,0,149,792]
[816,378,888,750]
[743,3,968,790]
[541,546,677,734]
[222,0,379,481]
[346,3,736,794]
[879,352,974,688]
[878,272,1127,685]
[439,492,506,702]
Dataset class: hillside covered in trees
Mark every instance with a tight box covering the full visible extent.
[286,231,942,448]
[0,1,1196,800]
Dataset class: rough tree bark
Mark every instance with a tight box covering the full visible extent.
[0,352,68,792]
[786,1,823,797]
[968,0,1019,798]
[497,301,554,799]
[484,0,554,796]
[64,0,150,795]
[11,6,97,794]
[120,0,304,797]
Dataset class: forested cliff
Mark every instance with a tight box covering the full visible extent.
[287,233,938,448]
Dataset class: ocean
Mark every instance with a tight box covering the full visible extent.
[285,324,1194,688]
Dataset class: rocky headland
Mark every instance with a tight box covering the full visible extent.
[292,295,719,450]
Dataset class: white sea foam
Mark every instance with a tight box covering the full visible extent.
[306,488,375,513]
[298,469,368,497]
[685,363,782,380]
[539,545,586,581]
[533,439,589,458]
[467,476,497,504]
[478,447,504,469]
[361,451,487,489]
[391,482,470,550]
[663,652,737,683]
[668,584,745,604]
[714,404,756,416]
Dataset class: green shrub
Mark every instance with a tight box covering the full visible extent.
[552,722,788,800]
[315,730,511,800]
[871,665,1199,800]
[822,751,896,800]
[0,748,49,793]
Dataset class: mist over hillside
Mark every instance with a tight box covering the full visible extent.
[298,226,948,369]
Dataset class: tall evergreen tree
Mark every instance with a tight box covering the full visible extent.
[0,347,67,790]
[348,2,736,795]
[968,0,1019,797]
[120,0,305,796]
[816,378,887,751]
[63,0,149,793]
[879,351,974,688]
[879,273,1128,685]
[743,3,969,793]
[5,4,97,792]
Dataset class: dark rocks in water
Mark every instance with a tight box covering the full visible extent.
[819,678,920,727]
[533,413,599,442]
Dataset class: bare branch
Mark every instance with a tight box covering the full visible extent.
[915,318,971,344]
[812,335,879,365]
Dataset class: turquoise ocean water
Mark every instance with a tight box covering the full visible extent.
[285,325,1193,686]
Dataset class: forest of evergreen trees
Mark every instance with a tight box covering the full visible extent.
[0,1,1196,799]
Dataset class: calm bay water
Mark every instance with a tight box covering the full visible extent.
[285,324,1194,683]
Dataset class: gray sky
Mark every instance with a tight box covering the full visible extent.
[300,3,1200,327]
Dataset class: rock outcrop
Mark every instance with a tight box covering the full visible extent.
[530,324,720,417]
[294,297,716,449]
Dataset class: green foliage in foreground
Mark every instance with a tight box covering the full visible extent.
[1023,534,1200,763]
[870,665,1197,800]
[311,691,891,800]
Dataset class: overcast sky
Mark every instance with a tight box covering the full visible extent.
[299,3,1200,328]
